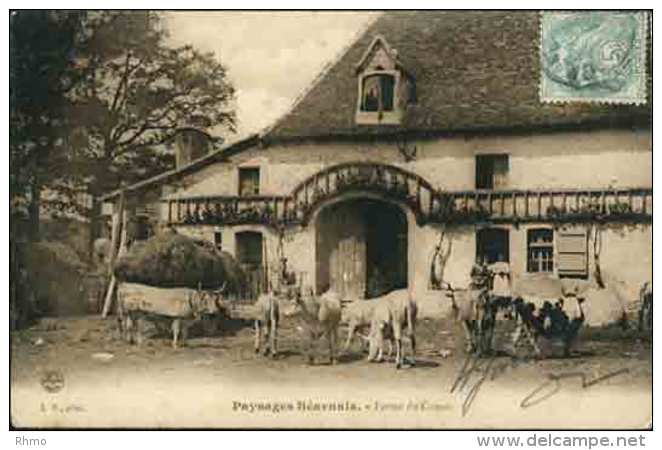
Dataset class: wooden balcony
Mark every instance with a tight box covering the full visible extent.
[165,195,291,227]
[164,187,651,228]
[432,188,652,225]
[162,162,651,227]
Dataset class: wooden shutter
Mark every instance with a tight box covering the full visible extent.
[557,227,588,277]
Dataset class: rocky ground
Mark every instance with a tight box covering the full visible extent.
[10,313,652,429]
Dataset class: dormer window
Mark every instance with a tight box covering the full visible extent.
[361,73,395,112]
[355,35,412,125]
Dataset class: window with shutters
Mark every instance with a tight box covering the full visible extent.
[238,167,260,197]
[527,228,554,273]
[556,227,588,278]
[475,154,509,189]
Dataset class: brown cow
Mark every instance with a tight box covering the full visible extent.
[443,284,492,354]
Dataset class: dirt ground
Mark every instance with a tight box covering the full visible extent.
[10,312,652,429]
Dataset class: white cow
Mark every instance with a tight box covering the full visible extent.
[366,289,417,369]
[117,282,225,348]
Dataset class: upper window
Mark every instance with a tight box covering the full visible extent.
[355,35,411,125]
[475,154,509,190]
[238,167,260,197]
[361,73,395,112]
[527,229,554,273]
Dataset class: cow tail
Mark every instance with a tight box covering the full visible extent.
[407,298,415,337]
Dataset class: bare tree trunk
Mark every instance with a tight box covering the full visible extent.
[28,178,41,242]
[429,227,452,289]
[592,225,605,289]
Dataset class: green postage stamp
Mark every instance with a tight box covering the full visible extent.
[540,11,648,104]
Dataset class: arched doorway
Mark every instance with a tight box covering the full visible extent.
[315,198,408,300]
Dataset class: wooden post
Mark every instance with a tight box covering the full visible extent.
[511,192,517,217]
[102,189,125,318]
[537,192,542,219]
[88,198,101,263]
[563,191,568,214]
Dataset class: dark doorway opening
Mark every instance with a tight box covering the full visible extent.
[476,228,509,264]
[235,231,264,299]
[316,198,408,300]
[365,201,408,298]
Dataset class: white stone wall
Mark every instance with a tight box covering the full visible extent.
[167,127,651,297]
[174,216,651,299]
[169,128,651,198]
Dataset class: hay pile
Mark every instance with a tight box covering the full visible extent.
[114,232,245,292]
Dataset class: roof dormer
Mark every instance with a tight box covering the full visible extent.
[355,35,414,126]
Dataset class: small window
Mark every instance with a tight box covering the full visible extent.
[527,229,554,273]
[361,73,395,112]
[239,167,260,197]
[476,228,509,265]
[130,215,151,242]
[475,154,509,189]
[214,229,223,251]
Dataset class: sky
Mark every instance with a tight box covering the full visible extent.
[164,12,377,137]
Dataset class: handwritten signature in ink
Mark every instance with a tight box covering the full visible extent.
[451,353,630,416]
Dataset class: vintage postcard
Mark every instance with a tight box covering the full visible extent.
[9,10,652,431]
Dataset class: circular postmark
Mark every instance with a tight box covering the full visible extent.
[40,369,65,394]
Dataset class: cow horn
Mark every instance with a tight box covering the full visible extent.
[215,281,228,295]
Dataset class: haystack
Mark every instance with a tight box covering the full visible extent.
[114,233,245,292]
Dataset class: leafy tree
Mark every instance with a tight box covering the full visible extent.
[65,11,236,202]
[10,10,88,240]
[11,11,237,239]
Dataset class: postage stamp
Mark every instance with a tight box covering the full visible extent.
[540,11,648,104]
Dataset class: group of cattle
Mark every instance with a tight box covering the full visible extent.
[255,288,418,369]
[115,275,604,368]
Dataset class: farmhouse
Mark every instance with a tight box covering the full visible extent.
[99,11,652,302]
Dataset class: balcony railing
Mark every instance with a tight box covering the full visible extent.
[164,187,651,228]
[433,188,652,224]
[165,195,291,226]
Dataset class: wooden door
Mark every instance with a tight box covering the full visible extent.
[329,205,366,300]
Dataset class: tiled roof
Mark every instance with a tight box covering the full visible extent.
[266,11,651,141]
